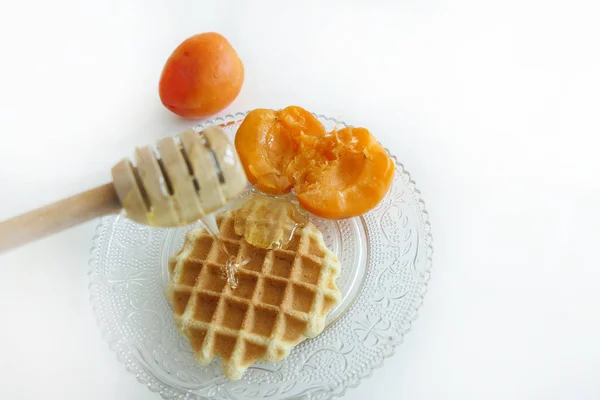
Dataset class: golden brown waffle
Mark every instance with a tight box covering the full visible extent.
[165,210,342,380]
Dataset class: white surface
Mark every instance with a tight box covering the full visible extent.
[0,0,599,398]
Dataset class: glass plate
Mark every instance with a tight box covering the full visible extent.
[88,113,433,400]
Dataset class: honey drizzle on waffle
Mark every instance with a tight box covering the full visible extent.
[199,213,248,289]
[201,192,309,289]
[232,192,309,250]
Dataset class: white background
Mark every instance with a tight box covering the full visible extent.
[0,0,599,399]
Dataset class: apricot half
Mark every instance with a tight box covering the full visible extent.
[235,107,395,219]
[293,127,395,219]
[234,106,325,194]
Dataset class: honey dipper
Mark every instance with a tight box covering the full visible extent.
[0,126,247,253]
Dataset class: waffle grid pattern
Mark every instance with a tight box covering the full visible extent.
[165,211,341,380]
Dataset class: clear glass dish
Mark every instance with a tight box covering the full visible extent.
[88,113,433,400]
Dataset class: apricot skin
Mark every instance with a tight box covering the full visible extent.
[159,32,244,118]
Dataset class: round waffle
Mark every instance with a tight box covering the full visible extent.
[165,210,342,380]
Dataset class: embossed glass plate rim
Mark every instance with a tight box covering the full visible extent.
[88,111,434,400]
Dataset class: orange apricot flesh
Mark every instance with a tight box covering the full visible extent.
[235,107,394,219]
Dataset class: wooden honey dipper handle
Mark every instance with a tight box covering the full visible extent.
[0,183,122,253]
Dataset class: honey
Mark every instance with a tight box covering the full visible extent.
[232,192,309,250]
[199,190,308,288]
[199,213,248,289]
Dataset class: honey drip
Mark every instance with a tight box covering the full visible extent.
[199,214,248,289]
[199,191,309,289]
[232,192,309,249]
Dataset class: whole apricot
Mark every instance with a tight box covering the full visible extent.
[159,32,244,118]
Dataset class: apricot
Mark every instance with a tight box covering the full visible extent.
[294,127,395,219]
[234,106,325,194]
[235,107,395,219]
[159,32,244,118]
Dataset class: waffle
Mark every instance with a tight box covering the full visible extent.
[165,210,342,380]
